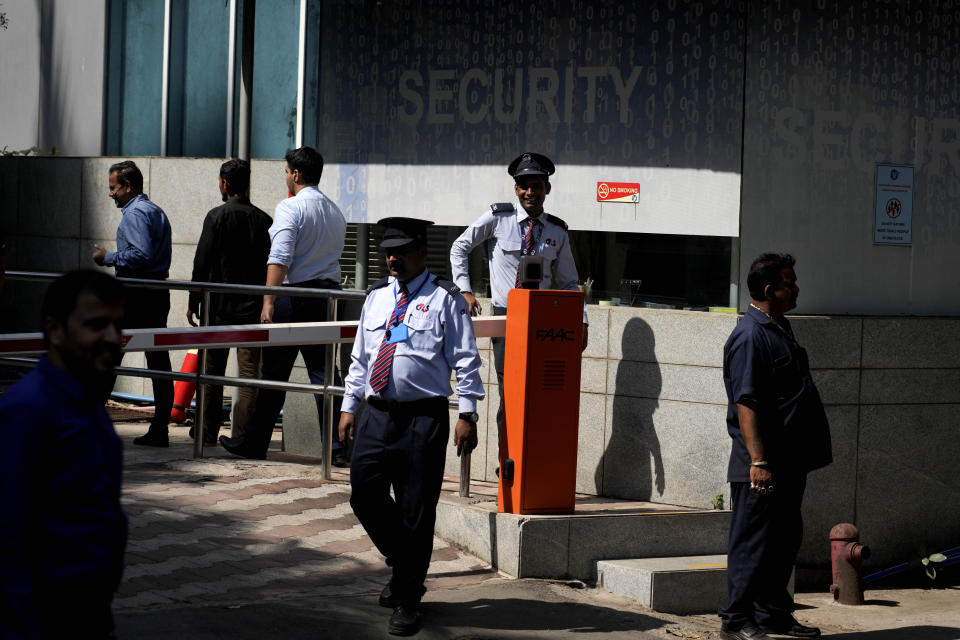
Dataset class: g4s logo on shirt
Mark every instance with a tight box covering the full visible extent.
[543,238,557,247]
[415,303,430,312]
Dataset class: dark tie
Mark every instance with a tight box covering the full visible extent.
[369,285,410,393]
[515,218,537,288]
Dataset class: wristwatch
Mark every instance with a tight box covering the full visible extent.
[459,411,479,424]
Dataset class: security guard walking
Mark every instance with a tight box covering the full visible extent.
[450,152,587,454]
[339,217,484,636]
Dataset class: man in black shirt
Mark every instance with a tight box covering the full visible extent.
[187,159,272,444]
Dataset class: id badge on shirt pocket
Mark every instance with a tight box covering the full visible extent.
[385,323,408,344]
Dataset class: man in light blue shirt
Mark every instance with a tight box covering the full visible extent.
[93,160,174,447]
[339,217,483,637]
[221,147,348,461]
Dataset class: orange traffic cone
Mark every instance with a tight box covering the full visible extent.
[170,349,198,423]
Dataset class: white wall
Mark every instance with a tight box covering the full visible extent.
[0,0,41,152]
[0,0,105,156]
[37,0,107,156]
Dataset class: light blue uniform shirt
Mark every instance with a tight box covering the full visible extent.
[268,186,346,284]
[342,269,485,414]
[450,200,586,322]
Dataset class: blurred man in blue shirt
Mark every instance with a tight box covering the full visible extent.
[0,270,128,639]
[93,160,174,447]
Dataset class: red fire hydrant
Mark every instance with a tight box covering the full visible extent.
[829,523,870,605]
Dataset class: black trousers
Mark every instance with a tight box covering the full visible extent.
[118,286,173,431]
[349,397,449,605]
[243,280,342,456]
[719,474,807,630]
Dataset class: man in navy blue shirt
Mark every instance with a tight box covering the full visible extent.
[718,254,831,640]
[0,270,128,639]
[93,160,174,447]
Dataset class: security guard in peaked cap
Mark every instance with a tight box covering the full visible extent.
[507,152,556,179]
[450,152,587,460]
[378,217,434,248]
[340,215,484,636]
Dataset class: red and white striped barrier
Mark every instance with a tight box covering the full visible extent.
[0,317,507,356]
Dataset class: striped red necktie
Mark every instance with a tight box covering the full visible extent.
[515,218,536,287]
[369,285,410,393]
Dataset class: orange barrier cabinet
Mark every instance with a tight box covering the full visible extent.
[498,289,584,514]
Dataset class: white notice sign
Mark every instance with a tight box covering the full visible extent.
[874,164,914,246]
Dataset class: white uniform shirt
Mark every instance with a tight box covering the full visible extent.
[450,201,586,322]
[341,269,485,415]
[267,186,347,284]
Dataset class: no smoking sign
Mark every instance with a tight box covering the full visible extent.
[596,181,639,203]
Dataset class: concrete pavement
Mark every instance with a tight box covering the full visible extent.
[113,422,960,639]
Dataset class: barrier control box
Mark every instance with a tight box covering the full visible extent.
[497,288,584,515]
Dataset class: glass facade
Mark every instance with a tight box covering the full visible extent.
[105,0,301,160]
[167,0,231,157]
[104,0,165,156]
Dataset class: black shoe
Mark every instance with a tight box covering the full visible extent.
[133,430,169,447]
[219,435,265,460]
[387,605,420,636]
[379,582,426,608]
[720,623,772,640]
[332,451,350,468]
[759,619,821,638]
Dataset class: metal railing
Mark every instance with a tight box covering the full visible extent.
[2,270,474,494]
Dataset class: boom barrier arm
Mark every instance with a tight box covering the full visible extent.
[0,317,506,356]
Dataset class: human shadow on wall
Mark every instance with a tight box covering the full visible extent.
[595,316,665,500]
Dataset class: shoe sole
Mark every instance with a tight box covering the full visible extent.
[387,621,419,636]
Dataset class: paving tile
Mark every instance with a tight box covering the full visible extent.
[112,421,497,610]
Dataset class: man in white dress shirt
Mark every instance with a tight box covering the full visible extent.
[221,146,347,461]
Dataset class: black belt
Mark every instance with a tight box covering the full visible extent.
[288,278,339,289]
[366,396,448,414]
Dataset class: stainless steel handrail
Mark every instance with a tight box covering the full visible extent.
[5,270,369,300]
[5,270,362,480]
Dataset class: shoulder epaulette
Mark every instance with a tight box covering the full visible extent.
[366,276,390,294]
[490,202,515,214]
[545,213,568,230]
[431,275,461,297]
